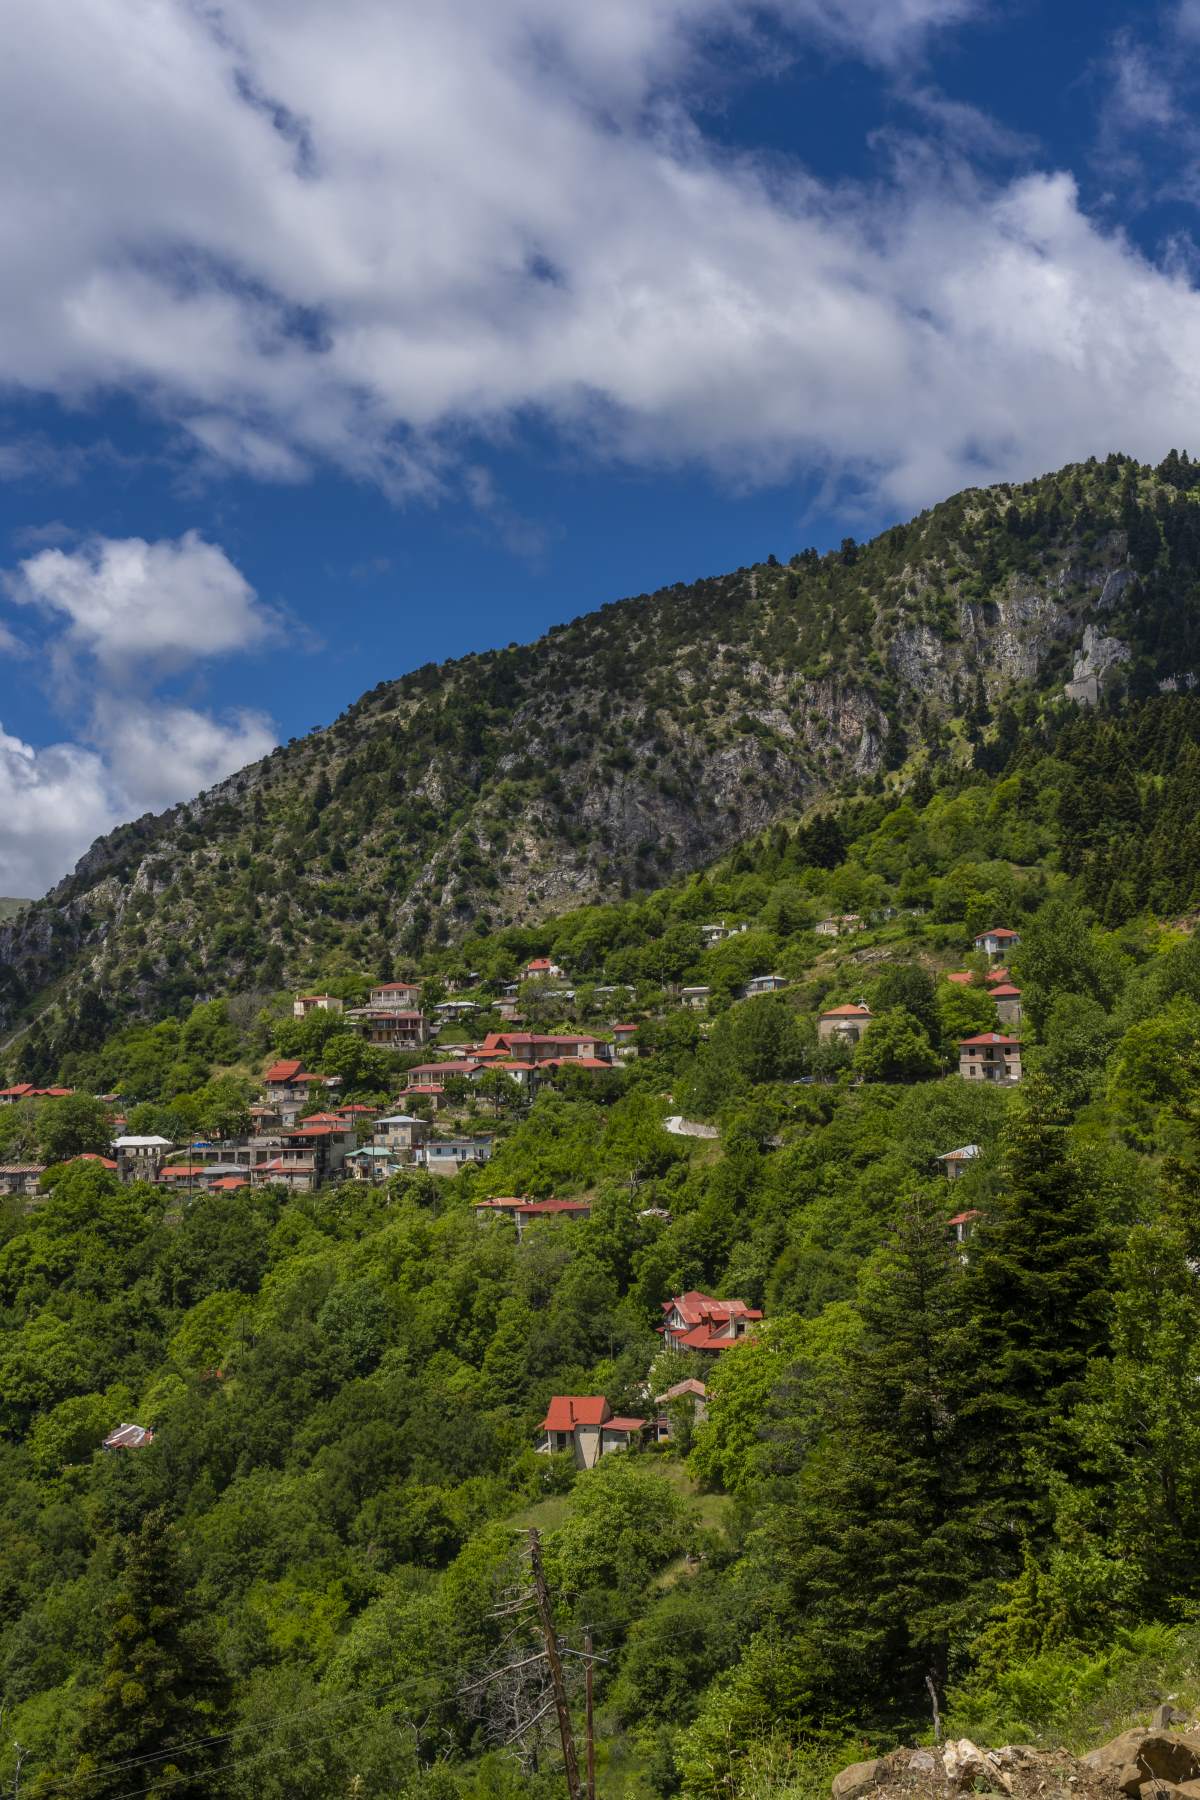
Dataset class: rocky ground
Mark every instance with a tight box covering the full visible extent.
[832,1707,1200,1800]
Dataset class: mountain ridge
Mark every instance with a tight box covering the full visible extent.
[4,449,1200,1042]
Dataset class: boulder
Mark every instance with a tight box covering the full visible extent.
[831,1759,879,1800]
[1085,1731,1200,1792]
[907,1750,937,1774]
[942,1738,1013,1793]
[1084,1730,1150,1778]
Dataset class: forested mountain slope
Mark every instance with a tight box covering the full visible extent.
[6,450,1200,1048]
[6,712,1200,1799]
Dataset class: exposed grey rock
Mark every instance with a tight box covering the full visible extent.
[1098,567,1136,611]
[1065,624,1132,706]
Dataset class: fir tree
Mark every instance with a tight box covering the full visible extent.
[963,1078,1114,1547]
[761,1198,982,1721]
[61,1510,230,1800]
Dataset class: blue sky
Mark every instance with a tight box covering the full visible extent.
[3,0,1200,894]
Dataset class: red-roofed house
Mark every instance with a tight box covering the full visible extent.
[0,1084,35,1106]
[817,1002,873,1044]
[251,1120,355,1190]
[958,1032,1022,1085]
[472,1195,528,1220]
[944,971,974,987]
[948,1208,981,1245]
[401,1060,485,1092]
[526,957,565,980]
[989,982,1023,1027]
[262,1061,337,1124]
[537,1396,646,1467]
[476,1031,609,1065]
[661,1291,762,1353]
[611,1024,639,1060]
[974,927,1021,960]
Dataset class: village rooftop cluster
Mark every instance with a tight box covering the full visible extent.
[0,929,1024,1205]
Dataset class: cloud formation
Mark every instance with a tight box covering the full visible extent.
[0,534,277,897]
[8,0,1200,517]
[6,531,278,678]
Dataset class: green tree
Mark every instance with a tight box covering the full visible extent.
[965,1077,1113,1537]
[60,1510,229,1799]
[759,1199,981,1717]
[38,1093,112,1163]
[853,1008,941,1082]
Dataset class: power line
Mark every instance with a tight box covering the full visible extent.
[93,1702,396,1800]
[24,1676,415,1799]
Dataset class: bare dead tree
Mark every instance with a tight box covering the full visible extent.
[460,1529,599,1799]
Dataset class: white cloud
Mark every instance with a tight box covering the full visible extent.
[0,0,1197,521]
[6,531,278,679]
[12,0,1162,522]
[0,727,115,899]
[0,533,279,896]
[97,698,276,816]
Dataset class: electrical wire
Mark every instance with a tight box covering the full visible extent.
[25,1675,414,1798]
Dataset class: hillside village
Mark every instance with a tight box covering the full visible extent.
[0,922,1025,1205]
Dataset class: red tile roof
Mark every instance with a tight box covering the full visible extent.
[605,1417,648,1433]
[989,983,1022,998]
[959,1032,1022,1046]
[73,1153,118,1169]
[674,1322,748,1352]
[540,1396,610,1432]
[977,927,1020,940]
[944,971,974,986]
[159,1165,207,1179]
[948,1209,982,1226]
[518,1199,591,1218]
[820,1003,872,1018]
[263,1059,303,1082]
[664,1290,761,1326]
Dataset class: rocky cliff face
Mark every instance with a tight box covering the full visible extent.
[1,452,1195,1041]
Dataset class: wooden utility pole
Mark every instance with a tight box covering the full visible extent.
[583,1629,597,1800]
[527,1530,582,1800]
